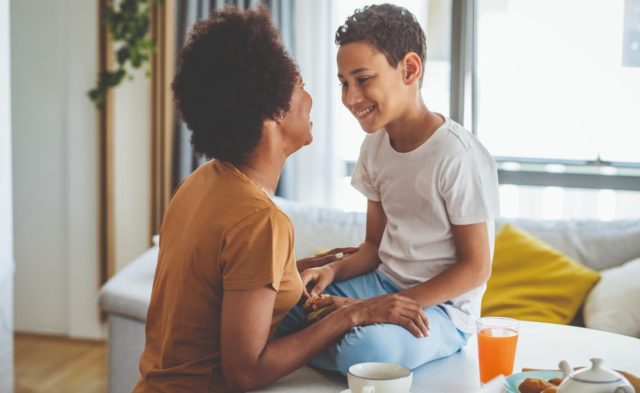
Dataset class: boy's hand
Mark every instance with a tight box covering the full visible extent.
[296,246,359,272]
[300,266,336,298]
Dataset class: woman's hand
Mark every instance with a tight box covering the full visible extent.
[306,295,360,311]
[300,265,336,298]
[296,246,359,272]
[304,295,360,322]
[349,294,430,338]
[306,293,430,338]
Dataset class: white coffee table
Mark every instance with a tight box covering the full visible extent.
[253,321,640,393]
[411,321,640,392]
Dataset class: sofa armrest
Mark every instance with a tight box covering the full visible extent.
[98,247,159,321]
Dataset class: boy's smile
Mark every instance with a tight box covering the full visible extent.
[337,41,406,133]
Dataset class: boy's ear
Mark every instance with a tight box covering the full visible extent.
[401,52,422,85]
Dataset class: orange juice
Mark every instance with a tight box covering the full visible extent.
[477,327,518,383]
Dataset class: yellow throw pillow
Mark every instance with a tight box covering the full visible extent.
[482,224,601,324]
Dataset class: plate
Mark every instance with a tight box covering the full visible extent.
[503,370,564,393]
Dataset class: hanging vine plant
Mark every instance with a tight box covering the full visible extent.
[88,0,161,108]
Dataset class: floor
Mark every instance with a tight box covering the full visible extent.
[14,333,107,393]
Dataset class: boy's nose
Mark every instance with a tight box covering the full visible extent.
[343,86,362,107]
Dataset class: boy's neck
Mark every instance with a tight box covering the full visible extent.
[385,100,444,153]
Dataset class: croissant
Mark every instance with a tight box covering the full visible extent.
[518,377,552,393]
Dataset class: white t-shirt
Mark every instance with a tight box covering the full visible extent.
[351,117,500,333]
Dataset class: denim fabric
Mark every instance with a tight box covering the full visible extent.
[276,270,470,374]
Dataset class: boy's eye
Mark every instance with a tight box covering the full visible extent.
[339,80,348,88]
[357,76,371,85]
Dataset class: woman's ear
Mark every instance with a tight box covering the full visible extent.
[261,117,280,137]
[401,52,422,84]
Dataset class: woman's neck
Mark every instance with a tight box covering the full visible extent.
[235,154,283,197]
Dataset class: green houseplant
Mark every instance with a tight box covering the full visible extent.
[88,0,161,108]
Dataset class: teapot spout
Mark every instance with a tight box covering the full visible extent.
[559,360,573,379]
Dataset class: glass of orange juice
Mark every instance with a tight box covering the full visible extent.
[477,317,519,383]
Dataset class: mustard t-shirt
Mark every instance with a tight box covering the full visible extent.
[133,160,303,393]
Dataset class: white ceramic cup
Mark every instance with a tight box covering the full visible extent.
[347,362,412,393]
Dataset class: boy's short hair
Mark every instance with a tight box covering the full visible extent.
[172,6,298,164]
[335,4,426,80]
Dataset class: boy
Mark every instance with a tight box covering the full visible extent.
[276,3,499,373]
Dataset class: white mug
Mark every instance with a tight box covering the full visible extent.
[347,362,412,393]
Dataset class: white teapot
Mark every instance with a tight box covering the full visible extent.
[557,358,634,393]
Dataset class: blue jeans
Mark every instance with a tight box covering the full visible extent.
[276,270,469,374]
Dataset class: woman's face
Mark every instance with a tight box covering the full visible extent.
[278,78,313,153]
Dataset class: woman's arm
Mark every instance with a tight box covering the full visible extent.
[220,286,351,391]
[400,222,492,307]
[220,282,427,392]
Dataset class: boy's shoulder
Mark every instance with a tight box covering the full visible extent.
[359,128,387,152]
[432,118,486,155]
[358,118,487,161]
[362,128,387,142]
[427,118,477,156]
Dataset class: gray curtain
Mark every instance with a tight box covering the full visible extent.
[172,0,295,196]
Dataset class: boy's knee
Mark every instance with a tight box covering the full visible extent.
[334,325,408,372]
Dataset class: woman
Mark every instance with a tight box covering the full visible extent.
[132,6,427,393]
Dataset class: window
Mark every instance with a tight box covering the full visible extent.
[301,0,640,218]
[476,0,640,219]
[477,0,640,162]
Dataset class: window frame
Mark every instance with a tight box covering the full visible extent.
[456,0,640,192]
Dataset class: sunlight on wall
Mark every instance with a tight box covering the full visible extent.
[542,187,564,220]
[494,185,640,220]
[598,189,616,221]
[499,185,519,218]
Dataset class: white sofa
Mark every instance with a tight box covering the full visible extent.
[98,197,640,393]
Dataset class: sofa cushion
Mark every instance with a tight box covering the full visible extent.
[584,257,640,337]
[482,224,601,324]
[275,197,366,259]
[496,218,640,271]
[275,197,640,271]
[98,247,158,321]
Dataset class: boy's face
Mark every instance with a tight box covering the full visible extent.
[337,41,407,133]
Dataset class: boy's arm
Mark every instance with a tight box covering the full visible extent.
[302,200,386,296]
[330,200,386,281]
[296,247,360,272]
[400,222,492,307]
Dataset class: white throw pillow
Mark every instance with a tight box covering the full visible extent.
[584,257,640,337]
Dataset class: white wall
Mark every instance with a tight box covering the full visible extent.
[1,0,15,389]
[64,0,104,339]
[12,0,71,335]
[11,0,101,339]
[11,0,151,338]
[113,69,151,273]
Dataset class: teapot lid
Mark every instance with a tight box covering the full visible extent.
[571,358,623,383]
